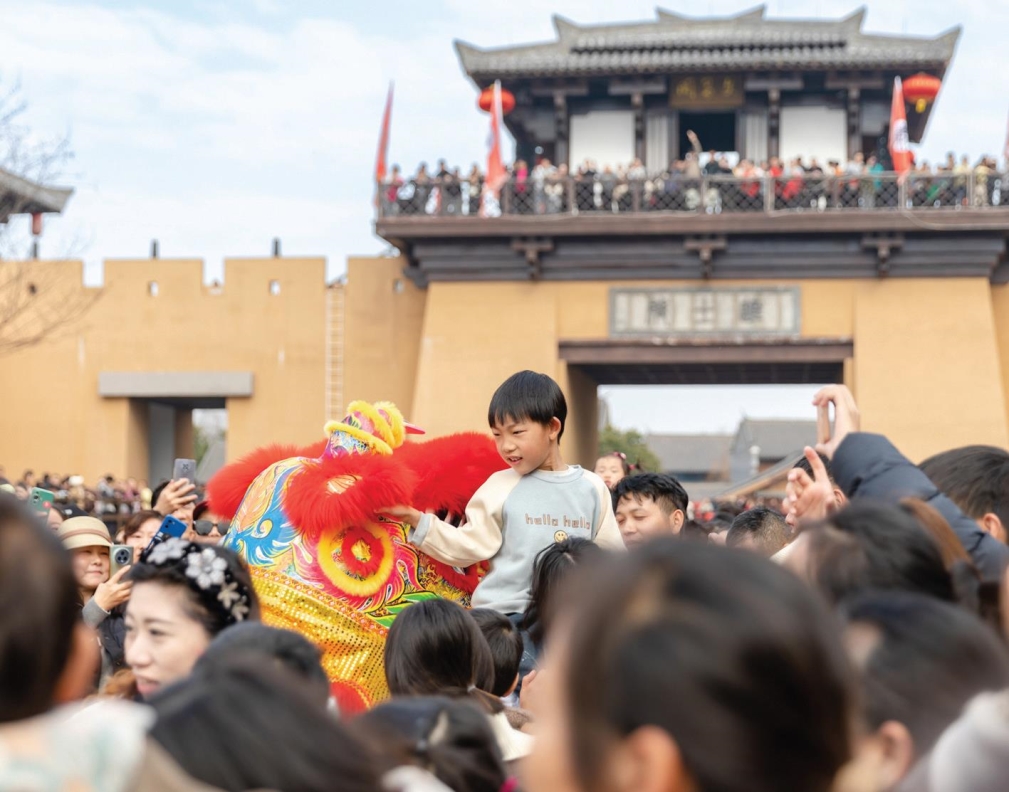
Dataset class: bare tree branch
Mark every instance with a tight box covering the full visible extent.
[0,75,90,358]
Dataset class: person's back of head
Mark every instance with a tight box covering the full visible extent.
[841,591,1009,778]
[385,599,500,713]
[196,622,330,707]
[356,696,507,792]
[726,506,790,557]
[521,537,603,648]
[796,502,955,606]
[919,445,1009,542]
[0,494,89,723]
[148,656,379,792]
[468,609,523,699]
[530,539,853,792]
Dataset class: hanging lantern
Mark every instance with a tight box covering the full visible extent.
[477,86,516,115]
[31,212,43,236]
[903,73,942,114]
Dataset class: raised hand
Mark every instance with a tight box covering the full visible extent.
[812,384,860,460]
[784,446,836,529]
[93,566,133,612]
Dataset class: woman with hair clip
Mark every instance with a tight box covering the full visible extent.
[384,598,534,766]
[121,538,259,700]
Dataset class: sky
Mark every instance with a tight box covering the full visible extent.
[2,0,1007,433]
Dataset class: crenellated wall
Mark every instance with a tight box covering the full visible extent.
[0,256,328,482]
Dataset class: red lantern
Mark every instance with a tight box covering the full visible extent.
[478,86,515,115]
[902,73,942,113]
[31,213,43,236]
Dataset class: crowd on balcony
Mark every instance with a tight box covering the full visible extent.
[379,137,1006,216]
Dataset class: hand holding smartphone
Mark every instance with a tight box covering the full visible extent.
[173,458,197,487]
[143,515,190,557]
[29,488,55,516]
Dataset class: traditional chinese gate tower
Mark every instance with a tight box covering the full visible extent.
[347,7,1009,465]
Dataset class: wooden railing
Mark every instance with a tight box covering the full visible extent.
[376,171,1008,218]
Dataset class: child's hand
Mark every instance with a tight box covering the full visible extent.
[377,505,423,528]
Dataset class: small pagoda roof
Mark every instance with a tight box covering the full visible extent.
[0,165,73,223]
[456,6,960,80]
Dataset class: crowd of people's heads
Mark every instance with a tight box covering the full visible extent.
[6,377,1009,792]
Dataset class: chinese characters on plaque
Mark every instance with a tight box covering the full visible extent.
[610,288,800,337]
[670,75,742,108]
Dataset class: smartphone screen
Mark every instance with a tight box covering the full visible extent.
[143,515,190,557]
[173,458,197,484]
[29,488,55,516]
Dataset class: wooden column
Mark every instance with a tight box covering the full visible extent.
[767,88,781,159]
[847,87,861,159]
[632,91,645,162]
[554,91,569,168]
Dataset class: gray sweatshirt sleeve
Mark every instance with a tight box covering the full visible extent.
[82,597,110,628]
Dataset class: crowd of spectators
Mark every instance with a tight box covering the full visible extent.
[381,134,1007,216]
[5,376,1009,791]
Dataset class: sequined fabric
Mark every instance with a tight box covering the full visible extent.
[223,402,474,713]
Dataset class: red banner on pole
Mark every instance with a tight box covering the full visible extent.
[374,82,394,184]
[889,77,912,174]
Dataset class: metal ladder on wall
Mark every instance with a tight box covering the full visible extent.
[325,283,345,421]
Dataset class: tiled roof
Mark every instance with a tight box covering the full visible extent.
[0,166,73,221]
[646,432,733,476]
[456,6,960,78]
[732,418,818,461]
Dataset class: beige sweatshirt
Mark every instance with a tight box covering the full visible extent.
[410,465,623,613]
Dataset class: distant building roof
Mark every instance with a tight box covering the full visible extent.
[0,166,73,224]
[732,418,818,461]
[646,432,732,477]
[456,6,960,79]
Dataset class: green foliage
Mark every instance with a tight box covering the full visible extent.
[598,425,662,473]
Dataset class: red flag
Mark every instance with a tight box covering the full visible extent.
[485,81,507,195]
[889,77,911,174]
[374,82,394,184]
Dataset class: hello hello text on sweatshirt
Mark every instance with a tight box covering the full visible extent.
[408,465,623,614]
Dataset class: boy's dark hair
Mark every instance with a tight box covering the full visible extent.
[919,445,1009,527]
[840,591,1009,756]
[794,451,836,485]
[612,473,689,515]
[356,696,507,792]
[384,598,502,714]
[468,609,523,697]
[149,657,379,792]
[197,623,330,707]
[727,507,790,557]
[0,494,80,723]
[488,370,567,440]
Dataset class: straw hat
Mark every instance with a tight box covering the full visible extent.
[57,516,113,551]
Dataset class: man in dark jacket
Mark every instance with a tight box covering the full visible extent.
[807,385,1009,582]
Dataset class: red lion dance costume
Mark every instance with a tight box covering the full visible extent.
[207,401,505,713]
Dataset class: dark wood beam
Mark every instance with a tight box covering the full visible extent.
[559,338,854,366]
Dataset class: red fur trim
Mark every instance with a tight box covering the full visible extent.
[283,454,417,541]
[207,444,305,519]
[397,433,507,517]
